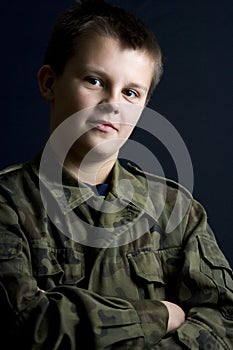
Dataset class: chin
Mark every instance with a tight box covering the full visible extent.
[83,139,125,162]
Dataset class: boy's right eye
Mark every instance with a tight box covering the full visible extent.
[85,77,103,87]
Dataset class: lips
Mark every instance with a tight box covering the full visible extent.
[90,119,118,133]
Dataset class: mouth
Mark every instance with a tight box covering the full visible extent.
[89,119,119,133]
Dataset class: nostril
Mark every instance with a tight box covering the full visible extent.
[98,102,119,115]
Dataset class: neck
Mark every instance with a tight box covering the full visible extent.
[64,149,117,185]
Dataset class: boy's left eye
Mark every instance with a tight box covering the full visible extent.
[123,89,138,99]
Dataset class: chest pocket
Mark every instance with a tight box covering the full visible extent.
[127,248,166,299]
[127,249,165,283]
[0,232,23,273]
[30,240,84,288]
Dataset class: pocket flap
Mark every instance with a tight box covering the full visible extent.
[127,248,165,284]
[198,236,232,271]
[0,232,22,260]
[31,240,84,284]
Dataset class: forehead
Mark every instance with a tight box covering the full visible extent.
[68,35,154,81]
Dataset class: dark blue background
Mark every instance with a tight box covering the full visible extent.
[1,0,233,265]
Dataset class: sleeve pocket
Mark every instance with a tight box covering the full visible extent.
[198,236,233,293]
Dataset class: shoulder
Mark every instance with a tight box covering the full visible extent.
[124,161,193,201]
[0,161,30,180]
[123,161,206,234]
[0,163,24,177]
[122,162,210,243]
[0,160,36,192]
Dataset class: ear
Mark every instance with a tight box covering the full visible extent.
[37,65,56,102]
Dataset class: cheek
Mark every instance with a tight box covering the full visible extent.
[58,95,89,119]
[119,124,135,139]
[119,105,143,129]
[76,88,102,110]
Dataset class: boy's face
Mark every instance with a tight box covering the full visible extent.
[43,35,154,160]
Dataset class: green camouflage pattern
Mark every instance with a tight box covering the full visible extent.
[0,153,232,349]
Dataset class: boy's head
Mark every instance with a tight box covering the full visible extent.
[38,1,163,165]
[43,0,163,101]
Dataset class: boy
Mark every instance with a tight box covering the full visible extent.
[0,1,232,349]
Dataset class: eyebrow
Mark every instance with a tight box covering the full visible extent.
[80,66,149,93]
[126,83,148,93]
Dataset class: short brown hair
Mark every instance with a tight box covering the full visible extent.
[44,0,164,100]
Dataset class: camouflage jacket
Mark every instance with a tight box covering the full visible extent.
[0,153,232,349]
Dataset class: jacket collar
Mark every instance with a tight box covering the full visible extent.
[30,149,157,220]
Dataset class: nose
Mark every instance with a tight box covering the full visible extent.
[98,102,119,115]
[98,90,120,115]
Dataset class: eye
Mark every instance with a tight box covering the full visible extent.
[123,89,138,99]
[85,77,103,87]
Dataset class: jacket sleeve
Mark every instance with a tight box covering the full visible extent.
[153,199,233,349]
[0,199,169,350]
